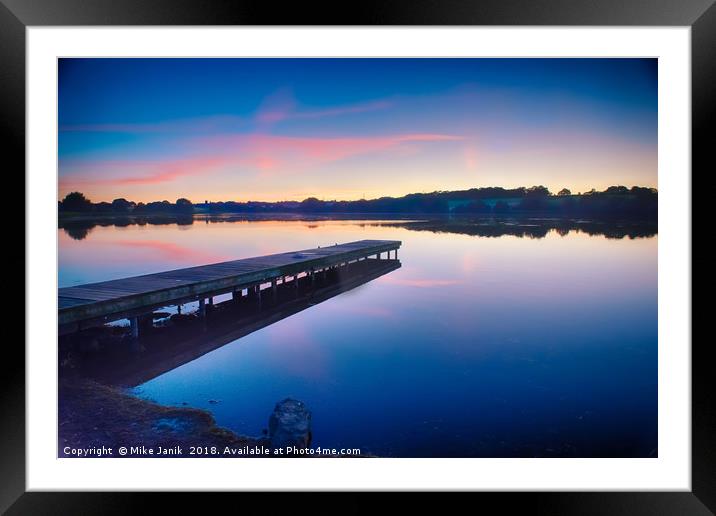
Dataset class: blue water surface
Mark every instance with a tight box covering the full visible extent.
[60,218,657,457]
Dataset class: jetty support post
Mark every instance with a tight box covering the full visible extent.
[138,314,153,333]
[130,316,139,339]
[199,298,206,317]
[272,278,278,303]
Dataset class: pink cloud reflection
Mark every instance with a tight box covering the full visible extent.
[378,276,459,288]
[325,303,395,319]
[114,239,227,264]
[261,321,328,379]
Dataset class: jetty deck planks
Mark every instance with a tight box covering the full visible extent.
[59,239,401,330]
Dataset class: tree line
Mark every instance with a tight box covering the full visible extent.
[59,193,194,215]
[59,185,657,219]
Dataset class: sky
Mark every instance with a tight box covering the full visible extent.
[58,58,657,203]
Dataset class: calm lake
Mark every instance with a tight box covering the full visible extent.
[58,216,657,457]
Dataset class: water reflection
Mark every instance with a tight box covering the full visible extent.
[65,259,401,388]
[61,215,196,240]
[374,218,657,240]
[61,214,656,241]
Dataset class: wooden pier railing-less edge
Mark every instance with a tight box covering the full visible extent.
[58,239,402,336]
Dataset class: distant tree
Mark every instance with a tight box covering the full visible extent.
[94,201,114,213]
[145,200,173,213]
[605,185,630,195]
[525,185,551,197]
[60,192,92,212]
[557,188,571,196]
[299,197,326,212]
[175,198,194,214]
[111,198,134,212]
[630,186,653,195]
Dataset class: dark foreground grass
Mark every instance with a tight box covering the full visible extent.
[58,378,266,458]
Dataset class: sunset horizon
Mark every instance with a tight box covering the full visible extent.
[61,182,658,206]
[59,58,657,204]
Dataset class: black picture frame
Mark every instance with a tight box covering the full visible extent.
[1,0,707,513]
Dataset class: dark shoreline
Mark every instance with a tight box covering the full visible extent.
[58,377,268,458]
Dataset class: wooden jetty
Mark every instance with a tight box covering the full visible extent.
[59,239,401,336]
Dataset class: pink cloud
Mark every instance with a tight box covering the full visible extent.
[292,100,393,120]
[60,156,231,189]
[254,88,298,126]
[464,145,479,171]
[254,88,393,128]
[60,94,392,135]
[198,132,463,165]
[60,132,464,188]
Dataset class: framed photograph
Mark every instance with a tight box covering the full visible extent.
[3,0,708,513]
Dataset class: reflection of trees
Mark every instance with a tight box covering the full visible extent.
[374,218,657,240]
[59,215,198,240]
[63,225,92,240]
[58,214,657,241]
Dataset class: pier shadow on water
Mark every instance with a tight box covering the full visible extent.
[60,258,401,388]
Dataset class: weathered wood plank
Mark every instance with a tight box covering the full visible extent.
[58,296,96,308]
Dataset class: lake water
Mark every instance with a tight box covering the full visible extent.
[59,216,657,457]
